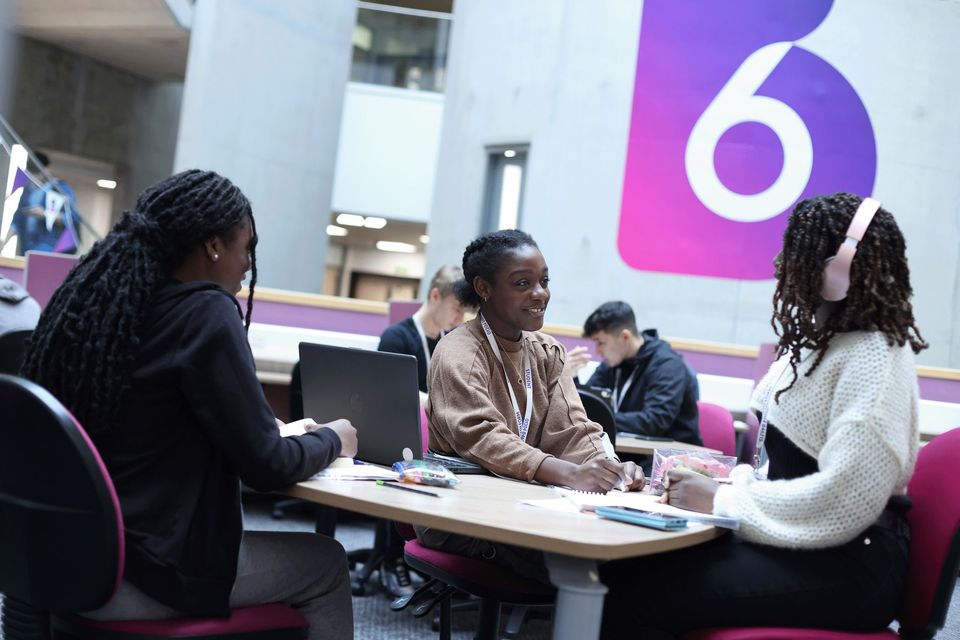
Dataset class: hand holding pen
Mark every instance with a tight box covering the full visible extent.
[600,432,645,492]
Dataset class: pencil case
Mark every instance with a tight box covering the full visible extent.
[650,449,736,495]
[392,460,460,488]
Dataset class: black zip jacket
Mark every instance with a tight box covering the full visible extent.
[587,329,701,445]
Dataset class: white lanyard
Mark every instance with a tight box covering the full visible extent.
[754,352,811,475]
[479,314,533,442]
[411,313,443,371]
[611,367,638,414]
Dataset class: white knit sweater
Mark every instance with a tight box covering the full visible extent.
[713,331,919,549]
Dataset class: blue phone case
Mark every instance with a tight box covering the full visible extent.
[595,506,688,530]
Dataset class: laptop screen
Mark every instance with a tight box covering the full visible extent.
[298,342,422,467]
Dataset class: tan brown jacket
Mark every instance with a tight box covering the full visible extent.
[426,318,605,481]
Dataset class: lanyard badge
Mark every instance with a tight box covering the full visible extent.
[479,314,534,442]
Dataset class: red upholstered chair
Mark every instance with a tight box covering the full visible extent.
[391,408,554,639]
[738,411,761,467]
[696,401,737,458]
[0,374,309,639]
[682,427,960,640]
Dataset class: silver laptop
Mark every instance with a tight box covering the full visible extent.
[299,342,422,467]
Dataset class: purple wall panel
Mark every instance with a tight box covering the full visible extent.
[24,252,78,308]
[917,377,960,404]
[249,298,389,336]
[0,265,22,283]
[675,349,758,379]
[389,301,421,325]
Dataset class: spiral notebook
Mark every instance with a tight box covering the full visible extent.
[521,487,740,529]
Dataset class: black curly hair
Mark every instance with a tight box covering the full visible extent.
[772,192,926,399]
[453,229,539,307]
[21,169,257,434]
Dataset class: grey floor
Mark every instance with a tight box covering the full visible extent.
[1,495,958,639]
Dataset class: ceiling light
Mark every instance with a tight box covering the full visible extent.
[363,216,387,229]
[97,179,117,189]
[336,213,365,227]
[376,241,416,253]
[326,225,348,237]
[419,235,430,244]
[503,149,517,158]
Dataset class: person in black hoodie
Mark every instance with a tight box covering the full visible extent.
[581,301,701,445]
[21,170,355,639]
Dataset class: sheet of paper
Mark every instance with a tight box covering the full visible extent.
[311,458,400,481]
[521,488,740,529]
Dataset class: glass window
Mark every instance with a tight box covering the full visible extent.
[482,146,529,233]
[350,5,451,92]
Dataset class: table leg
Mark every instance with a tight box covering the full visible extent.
[544,553,607,640]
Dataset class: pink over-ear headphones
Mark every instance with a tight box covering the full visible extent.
[820,196,881,302]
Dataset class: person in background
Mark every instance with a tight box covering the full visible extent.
[378,264,472,406]
[21,170,355,639]
[600,193,924,638]
[373,264,472,598]
[576,301,701,445]
[1,151,81,256]
[420,229,645,582]
[0,273,40,338]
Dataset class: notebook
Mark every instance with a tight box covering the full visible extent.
[299,342,423,467]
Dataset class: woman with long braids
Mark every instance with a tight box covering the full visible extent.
[21,170,355,639]
[600,193,926,638]
[419,229,645,582]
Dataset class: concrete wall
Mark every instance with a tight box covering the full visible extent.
[5,35,182,220]
[424,0,960,367]
[174,0,357,293]
[331,82,443,223]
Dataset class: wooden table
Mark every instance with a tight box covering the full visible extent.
[615,435,721,456]
[286,474,721,640]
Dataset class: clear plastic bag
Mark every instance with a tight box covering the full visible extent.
[650,448,736,495]
[392,459,461,488]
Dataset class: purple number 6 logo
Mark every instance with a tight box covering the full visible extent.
[618,0,876,280]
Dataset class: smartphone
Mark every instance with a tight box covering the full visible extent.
[595,506,688,530]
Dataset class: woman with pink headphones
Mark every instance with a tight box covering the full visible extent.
[601,193,927,638]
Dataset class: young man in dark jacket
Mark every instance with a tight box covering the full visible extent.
[582,301,701,445]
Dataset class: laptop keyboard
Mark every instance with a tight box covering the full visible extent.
[422,451,490,475]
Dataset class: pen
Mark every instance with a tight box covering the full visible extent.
[376,480,441,498]
[600,432,627,491]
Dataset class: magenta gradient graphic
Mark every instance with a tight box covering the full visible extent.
[618,0,876,280]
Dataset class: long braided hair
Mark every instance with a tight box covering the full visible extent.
[453,229,538,307]
[21,170,258,434]
[772,192,926,399]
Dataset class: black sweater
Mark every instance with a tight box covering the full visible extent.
[587,329,701,445]
[94,281,341,616]
[377,316,438,393]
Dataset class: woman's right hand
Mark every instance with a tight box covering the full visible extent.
[567,458,625,493]
[311,419,358,458]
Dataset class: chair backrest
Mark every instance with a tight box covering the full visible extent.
[900,427,960,638]
[289,361,304,421]
[419,404,429,454]
[0,329,32,375]
[578,388,616,447]
[696,401,736,457]
[739,410,760,465]
[0,374,123,612]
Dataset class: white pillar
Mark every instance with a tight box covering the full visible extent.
[174,0,356,292]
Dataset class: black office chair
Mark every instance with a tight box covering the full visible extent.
[0,329,31,375]
[578,388,616,447]
[0,374,309,639]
